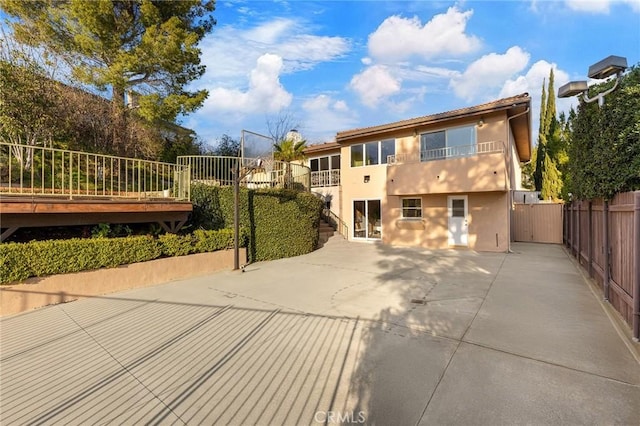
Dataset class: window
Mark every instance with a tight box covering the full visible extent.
[401,198,422,218]
[365,142,378,165]
[351,145,363,167]
[331,155,340,169]
[381,139,395,164]
[310,154,341,187]
[420,125,476,160]
[320,156,329,170]
[351,139,395,167]
[451,199,465,217]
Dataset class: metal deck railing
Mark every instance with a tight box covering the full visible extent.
[0,142,191,200]
[177,155,311,191]
[388,141,505,164]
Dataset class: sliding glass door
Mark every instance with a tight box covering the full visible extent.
[353,200,381,240]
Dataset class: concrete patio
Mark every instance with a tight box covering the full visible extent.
[1,239,639,425]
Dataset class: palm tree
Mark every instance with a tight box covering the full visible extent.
[273,130,306,189]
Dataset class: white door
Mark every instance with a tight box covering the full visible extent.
[448,196,468,246]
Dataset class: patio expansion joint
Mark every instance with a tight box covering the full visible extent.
[460,339,640,388]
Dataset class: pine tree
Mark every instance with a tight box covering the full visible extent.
[1,0,215,154]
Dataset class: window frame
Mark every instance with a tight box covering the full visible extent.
[401,197,422,219]
[350,139,396,167]
[311,154,341,171]
[420,124,477,161]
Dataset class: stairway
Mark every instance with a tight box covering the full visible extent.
[317,218,336,248]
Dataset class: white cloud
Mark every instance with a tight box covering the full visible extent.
[450,46,531,101]
[301,94,358,142]
[205,54,292,114]
[197,18,350,84]
[499,60,572,141]
[499,60,570,99]
[350,65,402,107]
[566,0,611,13]
[564,0,640,13]
[367,7,481,62]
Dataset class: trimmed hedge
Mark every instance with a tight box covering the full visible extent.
[190,184,323,262]
[0,229,237,284]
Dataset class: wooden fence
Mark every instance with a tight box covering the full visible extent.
[564,191,640,341]
[513,203,563,244]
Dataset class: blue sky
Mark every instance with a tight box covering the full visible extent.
[184,0,640,148]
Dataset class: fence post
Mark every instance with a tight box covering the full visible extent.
[569,202,574,253]
[588,201,593,278]
[603,199,610,302]
[577,201,581,264]
[633,191,640,341]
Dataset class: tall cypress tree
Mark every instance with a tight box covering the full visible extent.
[534,69,564,200]
[533,79,547,191]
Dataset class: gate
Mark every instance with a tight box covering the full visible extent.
[513,203,563,243]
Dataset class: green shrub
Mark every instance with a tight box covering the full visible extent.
[0,229,242,284]
[158,233,195,256]
[0,236,162,283]
[190,184,323,262]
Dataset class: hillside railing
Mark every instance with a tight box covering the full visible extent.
[0,142,191,201]
[177,155,310,191]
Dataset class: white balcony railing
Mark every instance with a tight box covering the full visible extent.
[311,170,340,187]
[387,141,504,165]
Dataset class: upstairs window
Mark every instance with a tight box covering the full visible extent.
[420,125,476,160]
[351,139,395,167]
[311,154,340,171]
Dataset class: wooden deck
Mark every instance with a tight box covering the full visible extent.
[0,196,192,242]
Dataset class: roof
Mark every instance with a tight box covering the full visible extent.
[303,141,340,155]
[335,93,532,161]
[336,93,530,140]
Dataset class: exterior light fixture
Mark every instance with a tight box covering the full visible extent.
[587,55,628,80]
[558,55,628,106]
[477,118,485,128]
[558,81,588,98]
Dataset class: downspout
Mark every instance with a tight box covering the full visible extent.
[506,108,530,253]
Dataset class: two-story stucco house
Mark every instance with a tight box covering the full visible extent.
[306,93,531,252]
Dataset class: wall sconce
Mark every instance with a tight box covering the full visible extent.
[413,129,418,137]
[364,175,370,183]
[477,118,485,128]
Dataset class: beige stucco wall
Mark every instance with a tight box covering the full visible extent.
[387,152,507,195]
[338,110,516,251]
[312,186,341,218]
[0,249,245,317]
[383,192,508,252]
[339,145,388,241]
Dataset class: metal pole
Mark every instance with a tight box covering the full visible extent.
[588,201,593,278]
[633,191,640,341]
[603,200,610,301]
[233,158,240,271]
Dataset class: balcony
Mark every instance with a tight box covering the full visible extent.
[388,141,504,164]
[386,141,508,195]
[311,170,340,187]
